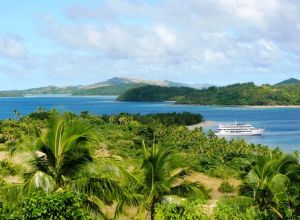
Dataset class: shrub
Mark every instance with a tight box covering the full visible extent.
[0,202,20,220]
[21,191,90,220]
[155,200,207,220]
[133,112,204,126]
[0,160,18,176]
[27,111,50,120]
[205,165,237,179]
[218,181,235,193]
[0,176,5,187]
[212,197,260,220]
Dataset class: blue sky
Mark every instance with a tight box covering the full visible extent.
[0,0,300,89]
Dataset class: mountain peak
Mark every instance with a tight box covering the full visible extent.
[275,78,300,86]
[82,77,214,90]
[105,77,134,85]
[83,77,167,89]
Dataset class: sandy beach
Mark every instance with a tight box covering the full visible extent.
[246,105,300,108]
[187,121,217,130]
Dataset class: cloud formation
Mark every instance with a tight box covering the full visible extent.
[50,0,300,64]
[0,35,26,59]
[1,0,300,88]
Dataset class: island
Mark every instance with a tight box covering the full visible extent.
[118,79,300,106]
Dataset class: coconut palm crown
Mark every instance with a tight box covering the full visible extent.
[139,141,207,220]
[245,152,300,219]
[29,114,94,190]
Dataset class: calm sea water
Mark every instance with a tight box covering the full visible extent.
[0,96,299,152]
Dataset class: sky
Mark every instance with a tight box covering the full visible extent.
[0,0,300,90]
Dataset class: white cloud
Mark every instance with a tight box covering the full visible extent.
[9,0,299,86]
[219,0,280,27]
[154,25,177,49]
[0,35,26,59]
[203,50,228,64]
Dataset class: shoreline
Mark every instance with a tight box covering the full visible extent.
[246,105,300,108]
[174,103,300,108]
[168,102,300,108]
[1,94,300,109]
[187,121,217,130]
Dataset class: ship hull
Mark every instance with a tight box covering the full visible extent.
[215,129,264,136]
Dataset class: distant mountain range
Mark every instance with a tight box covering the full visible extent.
[0,77,213,97]
[0,77,298,98]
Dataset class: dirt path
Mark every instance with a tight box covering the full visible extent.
[95,143,111,157]
[187,172,241,215]
[188,172,240,199]
[0,151,8,160]
[4,175,23,184]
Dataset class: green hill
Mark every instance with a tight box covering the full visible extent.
[117,85,198,102]
[72,83,146,96]
[0,86,80,97]
[118,83,300,105]
[0,77,209,97]
[275,78,300,86]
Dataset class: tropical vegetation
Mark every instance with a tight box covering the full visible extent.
[0,109,299,219]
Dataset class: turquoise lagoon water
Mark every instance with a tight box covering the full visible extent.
[0,96,299,152]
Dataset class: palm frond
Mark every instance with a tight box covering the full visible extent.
[85,194,109,220]
[167,168,191,184]
[29,153,53,178]
[170,181,208,199]
[0,184,24,205]
[38,144,56,168]
[71,177,140,206]
[23,171,56,194]
[269,174,290,202]
[60,146,92,178]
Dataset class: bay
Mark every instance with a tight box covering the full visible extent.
[0,96,299,152]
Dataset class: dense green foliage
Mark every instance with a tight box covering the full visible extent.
[1,191,90,219]
[132,112,203,126]
[22,191,90,220]
[218,181,235,193]
[212,197,260,220]
[0,110,299,219]
[240,153,300,219]
[155,200,207,220]
[117,85,197,102]
[118,82,300,105]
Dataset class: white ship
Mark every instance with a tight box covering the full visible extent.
[215,122,264,136]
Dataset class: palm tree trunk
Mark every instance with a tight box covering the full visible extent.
[150,201,156,220]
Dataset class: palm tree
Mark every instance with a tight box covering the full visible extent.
[27,114,93,189]
[1,115,92,203]
[137,141,207,220]
[1,114,138,218]
[244,152,300,219]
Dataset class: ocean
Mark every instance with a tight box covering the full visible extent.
[0,96,299,152]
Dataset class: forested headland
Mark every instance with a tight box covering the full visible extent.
[0,110,299,219]
[118,82,300,105]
